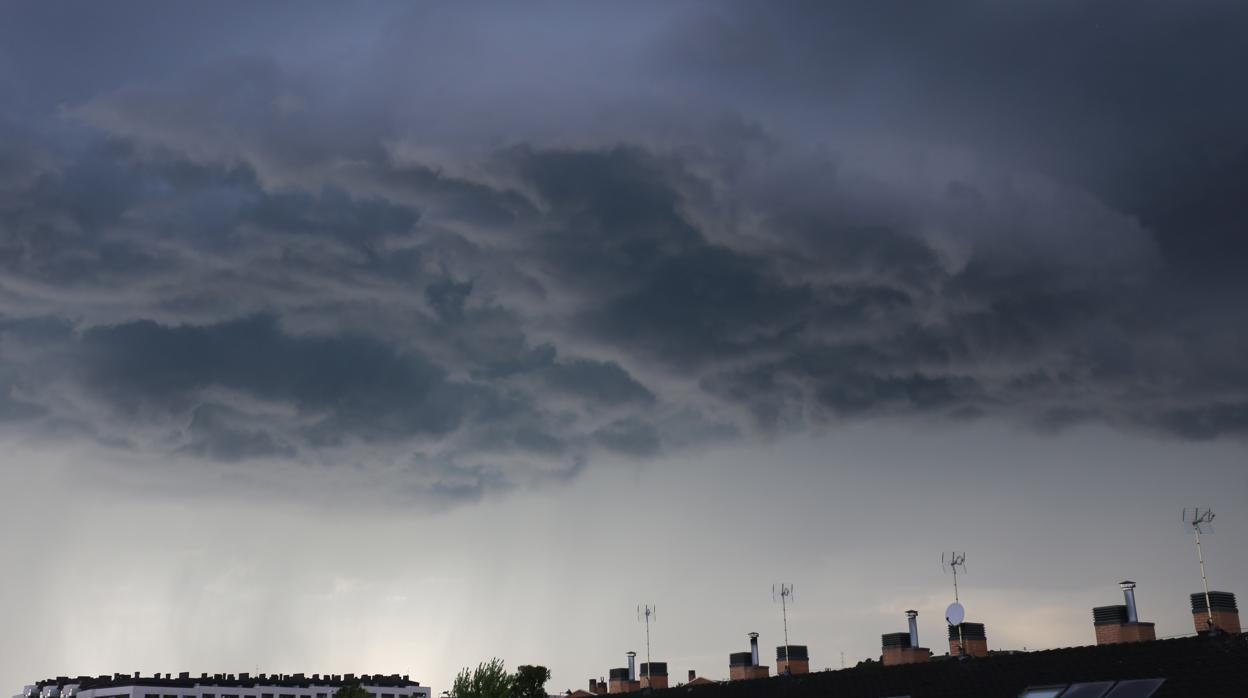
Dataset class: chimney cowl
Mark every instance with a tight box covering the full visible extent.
[947,622,986,641]
[1191,591,1238,612]
[1121,582,1140,623]
[881,632,912,649]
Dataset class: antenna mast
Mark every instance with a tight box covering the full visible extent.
[943,552,966,603]
[943,552,968,656]
[638,604,656,684]
[773,583,795,657]
[1184,508,1217,630]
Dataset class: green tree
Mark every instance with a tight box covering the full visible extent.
[334,687,371,698]
[450,659,513,698]
[510,665,550,698]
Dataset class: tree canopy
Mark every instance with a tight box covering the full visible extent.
[450,659,513,698]
[447,660,550,698]
[511,665,550,698]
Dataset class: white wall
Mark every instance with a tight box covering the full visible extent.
[39,681,429,698]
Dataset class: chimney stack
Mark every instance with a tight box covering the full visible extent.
[1191,591,1240,634]
[1093,581,1156,644]
[776,645,810,676]
[639,663,667,690]
[687,670,695,682]
[729,634,769,681]
[881,611,931,666]
[947,622,988,658]
[606,668,634,694]
[627,652,636,682]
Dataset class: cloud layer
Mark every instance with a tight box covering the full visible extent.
[2,1,1247,501]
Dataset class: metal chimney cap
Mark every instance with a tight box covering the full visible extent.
[627,651,637,657]
[1119,580,1137,589]
[906,609,919,618]
[748,632,759,639]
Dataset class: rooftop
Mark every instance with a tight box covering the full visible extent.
[645,633,1248,697]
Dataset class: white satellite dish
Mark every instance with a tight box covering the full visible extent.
[946,601,965,626]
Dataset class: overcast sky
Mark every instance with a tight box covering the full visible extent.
[2,1,1247,694]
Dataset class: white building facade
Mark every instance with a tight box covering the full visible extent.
[16,673,431,698]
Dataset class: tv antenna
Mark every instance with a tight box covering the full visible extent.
[1184,508,1217,631]
[943,552,968,657]
[942,552,967,602]
[637,604,656,684]
[773,584,795,656]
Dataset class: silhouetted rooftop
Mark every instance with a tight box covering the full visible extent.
[650,633,1248,697]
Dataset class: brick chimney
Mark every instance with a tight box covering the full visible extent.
[1092,581,1156,644]
[728,633,769,681]
[687,670,695,683]
[1192,591,1240,634]
[639,663,667,690]
[947,622,988,657]
[606,668,635,694]
[776,645,809,675]
[881,611,931,666]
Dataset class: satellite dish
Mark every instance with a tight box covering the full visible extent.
[946,601,965,626]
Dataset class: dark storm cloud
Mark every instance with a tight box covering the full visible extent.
[80,315,459,438]
[593,417,662,459]
[424,278,474,324]
[658,3,1248,165]
[512,146,816,365]
[1,1,1246,498]
[178,402,297,462]
[540,359,656,407]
